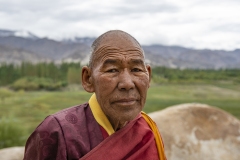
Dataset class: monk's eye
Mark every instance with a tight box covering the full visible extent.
[107,69,118,73]
[131,68,142,72]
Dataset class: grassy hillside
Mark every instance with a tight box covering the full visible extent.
[0,83,240,148]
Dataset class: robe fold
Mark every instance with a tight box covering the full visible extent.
[24,94,166,160]
[80,114,159,160]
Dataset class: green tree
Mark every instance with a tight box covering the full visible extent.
[67,67,81,84]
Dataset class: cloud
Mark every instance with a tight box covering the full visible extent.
[0,0,240,50]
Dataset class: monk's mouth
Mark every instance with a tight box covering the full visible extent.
[112,99,138,106]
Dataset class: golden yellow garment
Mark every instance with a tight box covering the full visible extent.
[89,93,115,135]
[141,112,167,160]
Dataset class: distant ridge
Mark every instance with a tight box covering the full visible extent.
[0,29,240,69]
[0,29,39,39]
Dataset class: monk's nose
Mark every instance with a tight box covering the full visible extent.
[118,69,135,91]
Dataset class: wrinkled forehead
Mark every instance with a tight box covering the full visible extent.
[90,31,145,68]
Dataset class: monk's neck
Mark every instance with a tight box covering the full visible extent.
[107,116,128,131]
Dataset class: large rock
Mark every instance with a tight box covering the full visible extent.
[0,146,24,160]
[149,103,240,160]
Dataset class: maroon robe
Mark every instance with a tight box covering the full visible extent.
[24,103,103,159]
[24,103,160,160]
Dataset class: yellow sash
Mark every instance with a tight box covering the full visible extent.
[141,112,167,160]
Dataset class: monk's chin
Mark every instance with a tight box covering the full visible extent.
[119,110,141,122]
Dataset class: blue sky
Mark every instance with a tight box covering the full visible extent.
[0,0,240,50]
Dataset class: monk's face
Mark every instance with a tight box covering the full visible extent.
[85,32,151,124]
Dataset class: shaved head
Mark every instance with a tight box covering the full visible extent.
[89,30,144,68]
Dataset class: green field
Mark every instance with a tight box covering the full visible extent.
[0,83,240,148]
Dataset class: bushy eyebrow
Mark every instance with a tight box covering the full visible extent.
[103,59,120,66]
[130,59,145,66]
[103,59,145,66]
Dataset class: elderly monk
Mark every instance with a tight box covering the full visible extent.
[23,30,166,160]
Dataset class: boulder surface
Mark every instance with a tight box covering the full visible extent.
[0,146,24,160]
[149,103,240,160]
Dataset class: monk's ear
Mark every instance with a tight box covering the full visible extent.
[146,64,152,88]
[81,66,94,93]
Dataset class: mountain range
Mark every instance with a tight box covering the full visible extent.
[0,29,240,69]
